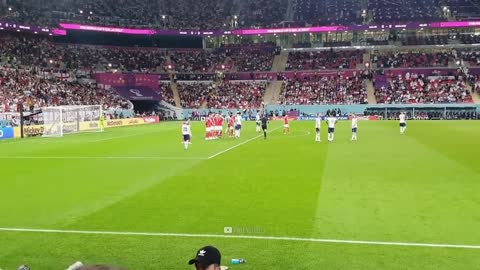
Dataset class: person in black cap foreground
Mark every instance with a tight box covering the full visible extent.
[188,246,221,270]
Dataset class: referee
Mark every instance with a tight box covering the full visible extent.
[261,114,269,139]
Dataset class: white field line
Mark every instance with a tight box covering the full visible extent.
[207,126,282,159]
[0,156,207,160]
[89,128,177,143]
[0,227,479,250]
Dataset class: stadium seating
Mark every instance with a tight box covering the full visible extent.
[170,49,228,73]
[293,0,362,25]
[368,0,441,23]
[207,81,266,108]
[374,73,473,104]
[225,46,279,72]
[2,0,233,29]
[0,34,167,72]
[279,73,367,105]
[455,49,480,66]
[177,82,211,109]
[460,34,480,44]
[4,0,480,29]
[158,82,176,106]
[372,51,451,68]
[286,50,363,70]
[0,66,129,113]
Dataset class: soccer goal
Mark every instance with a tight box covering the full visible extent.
[42,105,103,137]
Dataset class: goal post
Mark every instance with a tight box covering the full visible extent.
[42,105,103,137]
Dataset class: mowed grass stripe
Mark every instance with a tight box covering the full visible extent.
[311,121,480,244]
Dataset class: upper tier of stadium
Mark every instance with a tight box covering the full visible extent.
[2,0,480,29]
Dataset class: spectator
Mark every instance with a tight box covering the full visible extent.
[188,246,222,270]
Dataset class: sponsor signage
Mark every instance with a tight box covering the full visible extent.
[0,127,14,140]
[13,117,159,138]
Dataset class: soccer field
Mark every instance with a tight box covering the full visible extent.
[0,120,479,270]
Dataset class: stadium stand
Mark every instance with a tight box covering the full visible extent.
[371,51,451,68]
[0,66,129,113]
[159,82,176,106]
[374,72,473,104]
[226,45,279,72]
[286,50,363,70]
[293,0,362,25]
[368,0,442,23]
[207,81,266,108]
[177,82,211,109]
[170,49,228,73]
[279,73,367,105]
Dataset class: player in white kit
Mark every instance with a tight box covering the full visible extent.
[315,113,322,142]
[235,112,242,138]
[255,112,261,133]
[182,121,191,150]
[399,112,407,134]
[326,114,337,142]
[351,114,358,141]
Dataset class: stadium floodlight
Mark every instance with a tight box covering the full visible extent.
[42,105,103,137]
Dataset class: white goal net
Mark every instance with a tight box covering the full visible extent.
[42,105,103,137]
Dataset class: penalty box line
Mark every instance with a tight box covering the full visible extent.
[0,227,479,250]
[207,126,283,160]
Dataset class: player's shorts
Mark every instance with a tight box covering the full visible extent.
[352,128,357,133]
[284,124,289,128]
[183,134,190,141]
[206,127,212,132]
[228,126,233,131]
[400,123,406,127]
[262,125,267,131]
[328,127,335,133]
[315,128,320,133]
[235,124,241,130]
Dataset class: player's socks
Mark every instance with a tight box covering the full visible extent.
[264,131,267,139]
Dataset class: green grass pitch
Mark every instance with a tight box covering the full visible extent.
[0,120,479,270]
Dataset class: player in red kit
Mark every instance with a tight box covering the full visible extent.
[216,113,224,138]
[228,113,235,137]
[283,115,290,134]
[205,114,214,140]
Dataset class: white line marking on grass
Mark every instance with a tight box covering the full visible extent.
[0,227,479,250]
[0,156,206,160]
[89,128,177,143]
[207,126,282,159]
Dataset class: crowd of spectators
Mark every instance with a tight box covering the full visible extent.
[454,50,480,67]
[177,81,266,109]
[158,82,176,106]
[293,0,362,26]
[226,46,279,72]
[177,82,212,109]
[0,66,129,113]
[368,0,441,24]
[2,0,234,30]
[372,51,451,68]
[279,73,367,105]
[287,50,363,70]
[375,72,473,104]
[207,81,266,108]
[4,0,480,30]
[170,49,228,73]
[0,34,167,72]
[238,0,288,28]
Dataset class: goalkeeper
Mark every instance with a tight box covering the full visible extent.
[99,113,105,132]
